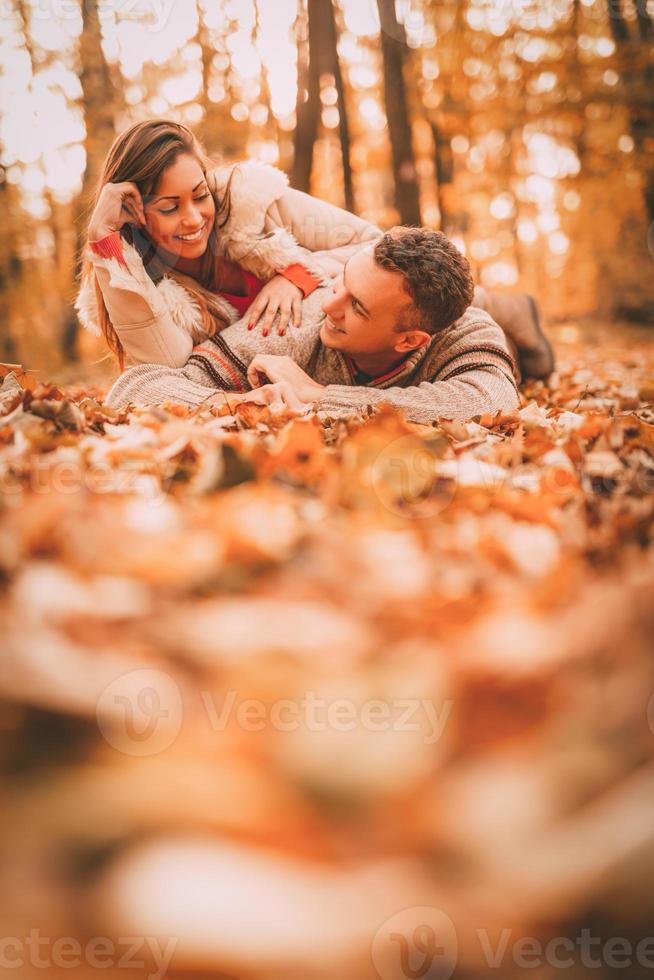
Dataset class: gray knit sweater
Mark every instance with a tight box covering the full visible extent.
[105,287,519,424]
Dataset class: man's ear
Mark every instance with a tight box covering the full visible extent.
[394,330,431,353]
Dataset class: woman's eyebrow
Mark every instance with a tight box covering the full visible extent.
[152,179,207,203]
[342,258,371,317]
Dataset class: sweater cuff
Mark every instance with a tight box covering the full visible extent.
[317,384,375,416]
[279,263,321,297]
[89,231,126,266]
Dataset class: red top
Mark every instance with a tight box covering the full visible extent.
[89,233,321,317]
[218,269,266,316]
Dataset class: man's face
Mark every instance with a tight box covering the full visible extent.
[319,248,428,358]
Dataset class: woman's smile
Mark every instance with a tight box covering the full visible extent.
[174,223,207,243]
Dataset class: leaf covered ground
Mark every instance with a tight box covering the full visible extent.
[1,322,654,979]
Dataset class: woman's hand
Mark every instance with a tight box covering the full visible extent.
[247,275,303,337]
[88,182,146,242]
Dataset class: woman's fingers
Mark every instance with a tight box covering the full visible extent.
[121,192,145,227]
[260,301,280,338]
[247,298,266,331]
[122,198,138,224]
[121,184,145,226]
[293,296,302,329]
[127,189,146,226]
[276,303,293,336]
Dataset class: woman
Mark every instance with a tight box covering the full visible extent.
[76,119,380,369]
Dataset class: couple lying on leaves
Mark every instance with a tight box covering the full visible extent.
[77,120,554,425]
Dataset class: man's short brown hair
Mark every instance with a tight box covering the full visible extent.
[373,227,474,334]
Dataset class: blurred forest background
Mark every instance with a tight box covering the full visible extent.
[0,0,653,376]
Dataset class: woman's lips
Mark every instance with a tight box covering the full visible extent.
[324,317,345,335]
[174,224,207,242]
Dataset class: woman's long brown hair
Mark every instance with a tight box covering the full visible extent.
[81,119,236,369]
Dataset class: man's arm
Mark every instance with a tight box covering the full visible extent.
[316,365,519,424]
[104,289,328,410]
[104,359,226,409]
[317,309,520,423]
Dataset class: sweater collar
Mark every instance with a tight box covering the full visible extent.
[341,343,430,388]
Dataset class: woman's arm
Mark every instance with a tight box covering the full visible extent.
[264,189,382,280]
[79,233,202,368]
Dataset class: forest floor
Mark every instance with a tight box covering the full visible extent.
[1,319,654,979]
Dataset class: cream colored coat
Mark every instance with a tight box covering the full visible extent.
[75,160,381,368]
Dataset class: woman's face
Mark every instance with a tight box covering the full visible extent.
[143,152,216,262]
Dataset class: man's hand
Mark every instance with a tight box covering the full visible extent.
[209,382,311,415]
[247,276,303,337]
[246,355,326,403]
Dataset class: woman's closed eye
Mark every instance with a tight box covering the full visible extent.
[159,191,211,215]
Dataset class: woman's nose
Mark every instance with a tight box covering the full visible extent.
[180,203,203,227]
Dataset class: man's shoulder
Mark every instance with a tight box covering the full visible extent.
[421,305,517,379]
[431,305,511,352]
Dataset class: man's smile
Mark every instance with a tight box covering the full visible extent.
[323,316,346,335]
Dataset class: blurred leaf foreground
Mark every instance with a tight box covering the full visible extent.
[1,319,654,980]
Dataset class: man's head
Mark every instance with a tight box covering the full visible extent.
[320,227,474,359]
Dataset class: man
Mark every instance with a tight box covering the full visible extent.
[105,227,553,424]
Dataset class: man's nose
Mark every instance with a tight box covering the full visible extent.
[321,283,346,317]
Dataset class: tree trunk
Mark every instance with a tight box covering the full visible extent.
[430,120,453,229]
[606,0,654,225]
[64,0,116,360]
[0,177,21,364]
[292,0,316,192]
[329,1,354,212]
[375,0,421,225]
[636,0,653,40]
[606,0,630,43]
[292,0,354,211]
